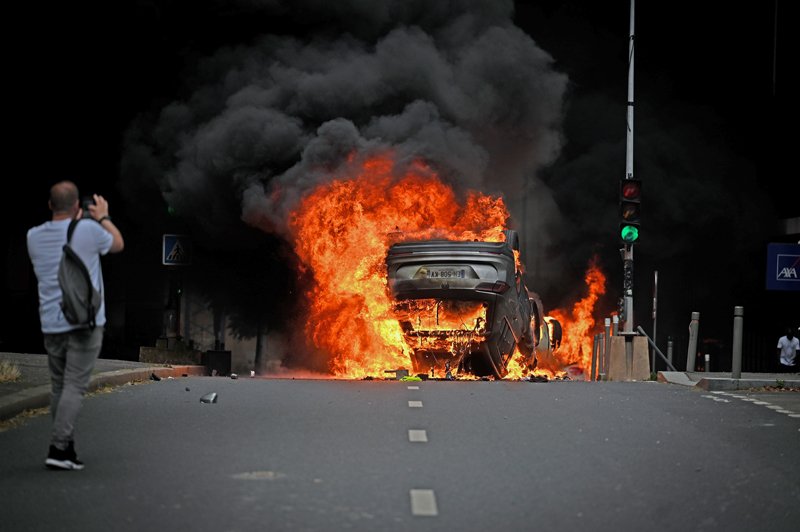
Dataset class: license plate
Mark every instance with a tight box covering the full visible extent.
[426,268,466,279]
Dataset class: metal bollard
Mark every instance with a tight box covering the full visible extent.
[590,334,599,382]
[598,333,606,381]
[704,353,711,373]
[612,315,619,336]
[604,318,612,378]
[732,306,743,379]
[686,312,700,372]
[667,337,673,367]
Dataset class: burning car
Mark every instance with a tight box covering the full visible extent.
[386,229,560,378]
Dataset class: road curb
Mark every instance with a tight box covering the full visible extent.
[0,365,205,422]
[657,371,800,391]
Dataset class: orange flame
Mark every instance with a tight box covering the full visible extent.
[504,258,606,381]
[288,154,508,378]
[546,257,606,379]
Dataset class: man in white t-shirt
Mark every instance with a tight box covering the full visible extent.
[27,181,124,470]
[776,328,799,373]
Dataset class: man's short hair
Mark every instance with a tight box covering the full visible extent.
[50,181,79,213]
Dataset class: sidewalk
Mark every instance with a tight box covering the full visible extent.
[0,352,205,421]
[658,370,800,391]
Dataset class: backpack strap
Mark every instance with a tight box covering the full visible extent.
[66,217,82,244]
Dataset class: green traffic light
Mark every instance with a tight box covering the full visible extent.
[620,225,639,243]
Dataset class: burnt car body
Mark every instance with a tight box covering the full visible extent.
[386,230,555,378]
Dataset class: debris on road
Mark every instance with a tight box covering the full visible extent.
[200,392,218,404]
[384,368,409,380]
[150,372,161,381]
[522,374,549,383]
[230,373,238,379]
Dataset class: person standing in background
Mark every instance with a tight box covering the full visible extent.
[776,327,799,373]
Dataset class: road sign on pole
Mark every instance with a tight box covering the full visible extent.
[163,234,191,266]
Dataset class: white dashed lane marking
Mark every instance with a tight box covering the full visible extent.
[701,395,729,402]
[410,489,438,516]
[406,388,435,517]
[408,429,428,442]
[705,391,798,419]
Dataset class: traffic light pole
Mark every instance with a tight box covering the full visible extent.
[623,0,635,335]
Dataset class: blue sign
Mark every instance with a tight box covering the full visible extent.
[766,243,800,291]
[162,234,191,266]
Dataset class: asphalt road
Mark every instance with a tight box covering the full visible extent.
[1,377,798,531]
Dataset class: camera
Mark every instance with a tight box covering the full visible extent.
[81,196,95,218]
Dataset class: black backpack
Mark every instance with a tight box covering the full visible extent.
[58,218,101,329]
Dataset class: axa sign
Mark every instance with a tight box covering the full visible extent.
[766,243,800,291]
[778,266,798,279]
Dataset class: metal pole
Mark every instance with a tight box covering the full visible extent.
[732,306,744,379]
[626,0,635,183]
[612,315,619,336]
[591,334,599,381]
[686,311,700,372]
[704,353,711,373]
[621,0,636,335]
[636,326,677,371]
[652,270,658,371]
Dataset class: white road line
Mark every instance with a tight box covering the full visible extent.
[728,395,800,417]
[408,400,423,408]
[711,391,727,395]
[407,386,420,390]
[410,489,438,516]
[702,395,729,402]
[408,429,428,442]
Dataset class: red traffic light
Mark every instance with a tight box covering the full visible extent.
[621,180,641,200]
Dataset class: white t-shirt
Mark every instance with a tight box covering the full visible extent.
[777,335,799,366]
[27,218,113,333]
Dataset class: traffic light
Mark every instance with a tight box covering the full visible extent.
[619,178,641,244]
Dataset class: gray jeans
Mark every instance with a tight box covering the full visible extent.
[44,327,104,449]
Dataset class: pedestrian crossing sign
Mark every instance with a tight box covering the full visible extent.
[162,234,191,266]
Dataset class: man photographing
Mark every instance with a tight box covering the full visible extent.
[26,181,124,470]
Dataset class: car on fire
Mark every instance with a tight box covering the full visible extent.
[386,230,561,378]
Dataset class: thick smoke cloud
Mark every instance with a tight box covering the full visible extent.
[120,0,570,346]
